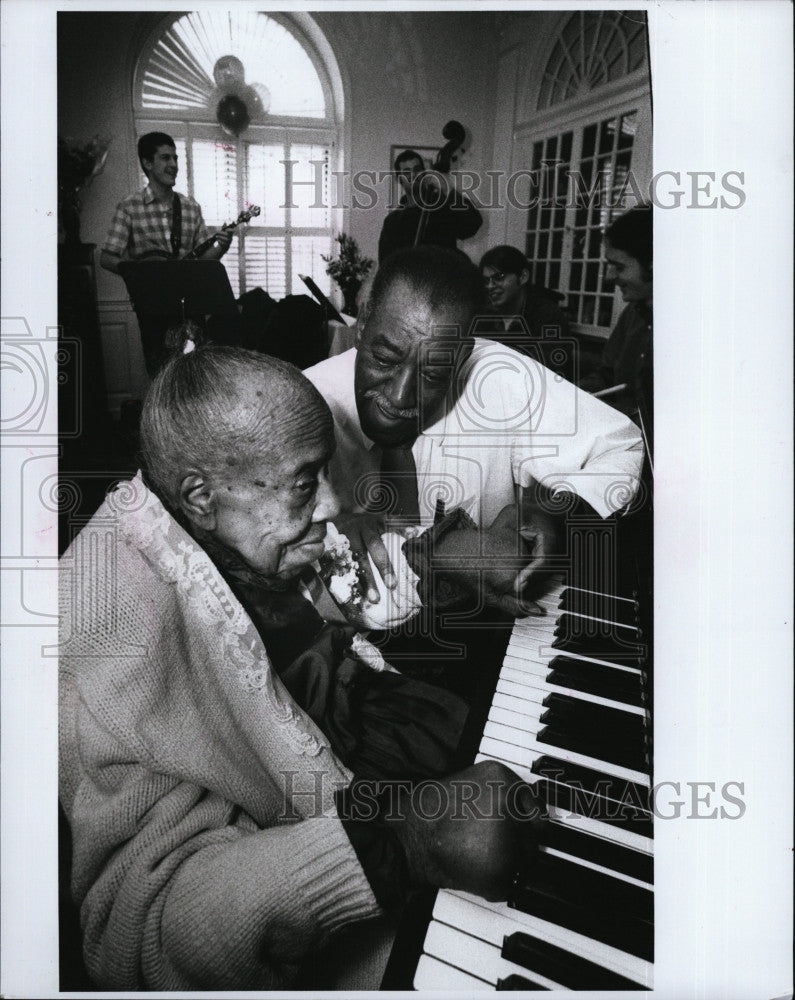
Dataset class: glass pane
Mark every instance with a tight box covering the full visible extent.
[588,228,603,259]
[246,143,286,228]
[537,231,549,258]
[547,261,560,290]
[551,230,563,259]
[524,232,537,259]
[221,245,240,298]
[619,111,637,149]
[598,118,616,154]
[544,134,558,162]
[598,295,615,328]
[575,205,589,229]
[553,205,566,229]
[191,139,237,226]
[244,234,287,299]
[567,293,580,320]
[585,262,600,292]
[560,130,573,164]
[540,207,551,230]
[289,144,330,228]
[532,140,543,172]
[570,262,582,290]
[581,295,596,325]
[571,229,585,260]
[292,235,332,296]
[582,124,597,159]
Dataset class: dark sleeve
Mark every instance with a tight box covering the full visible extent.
[579,309,630,392]
[445,193,482,239]
[378,211,403,263]
[335,782,413,910]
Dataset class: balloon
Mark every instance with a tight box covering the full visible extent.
[213,55,245,88]
[217,94,250,136]
[250,82,271,117]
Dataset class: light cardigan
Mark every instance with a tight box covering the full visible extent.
[59,473,382,990]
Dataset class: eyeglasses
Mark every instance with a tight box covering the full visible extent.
[482,270,508,287]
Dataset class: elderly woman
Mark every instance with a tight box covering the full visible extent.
[59,334,539,990]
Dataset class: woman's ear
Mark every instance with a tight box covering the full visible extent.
[518,268,531,288]
[178,472,216,529]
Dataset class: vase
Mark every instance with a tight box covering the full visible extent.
[341,279,361,317]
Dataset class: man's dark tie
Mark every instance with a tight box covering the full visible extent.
[379,445,421,523]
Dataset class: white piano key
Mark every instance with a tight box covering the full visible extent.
[434,890,653,988]
[414,954,492,991]
[488,704,545,734]
[423,920,566,990]
[495,677,546,703]
[480,730,650,787]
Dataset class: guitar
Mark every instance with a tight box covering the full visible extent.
[137,205,261,261]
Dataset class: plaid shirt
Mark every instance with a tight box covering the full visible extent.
[104,184,209,260]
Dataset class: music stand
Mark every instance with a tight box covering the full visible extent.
[118,259,238,321]
[299,274,349,326]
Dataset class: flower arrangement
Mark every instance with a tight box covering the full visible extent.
[321,233,373,316]
[58,134,111,243]
[318,522,423,631]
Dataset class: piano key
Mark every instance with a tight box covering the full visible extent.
[423,920,563,990]
[556,610,641,640]
[496,669,647,716]
[510,882,653,962]
[559,588,638,629]
[481,726,650,787]
[520,851,653,918]
[537,723,648,773]
[540,821,653,883]
[552,630,646,665]
[436,891,653,988]
[414,954,492,991]
[501,929,643,990]
[541,692,646,735]
[496,973,549,990]
[532,756,652,820]
[547,658,644,707]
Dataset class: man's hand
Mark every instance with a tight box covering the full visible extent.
[424,504,556,617]
[332,511,397,603]
[389,760,548,902]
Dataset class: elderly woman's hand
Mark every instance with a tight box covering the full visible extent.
[331,511,397,603]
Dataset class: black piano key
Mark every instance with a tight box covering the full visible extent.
[502,930,644,990]
[541,692,646,740]
[547,656,644,707]
[559,588,639,629]
[552,631,645,667]
[539,822,654,884]
[527,851,652,917]
[510,859,654,961]
[538,724,649,773]
[532,756,653,832]
[496,973,549,990]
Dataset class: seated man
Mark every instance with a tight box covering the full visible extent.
[59,332,544,990]
[305,246,645,611]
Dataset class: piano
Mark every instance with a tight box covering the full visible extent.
[383,506,654,991]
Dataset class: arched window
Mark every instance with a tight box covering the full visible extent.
[537,10,648,112]
[134,11,342,298]
[514,11,650,334]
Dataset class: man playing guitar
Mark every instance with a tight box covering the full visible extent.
[100,131,234,376]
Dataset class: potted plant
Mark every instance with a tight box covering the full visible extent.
[58,134,111,247]
[321,233,373,317]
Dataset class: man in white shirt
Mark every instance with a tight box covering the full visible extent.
[305,247,644,616]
